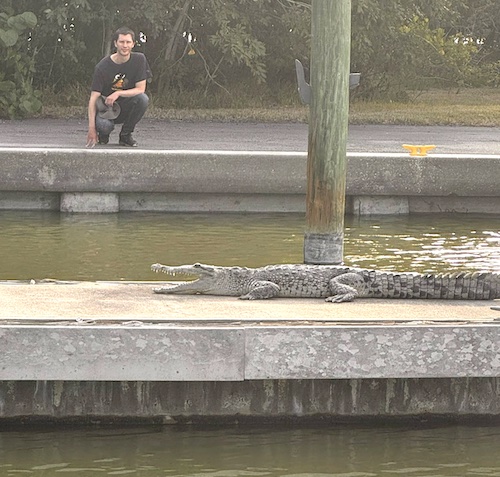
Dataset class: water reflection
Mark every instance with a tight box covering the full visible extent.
[1,425,500,476]
[345,215,500,273]
[0,211,499,281]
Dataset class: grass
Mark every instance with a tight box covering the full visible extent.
[35,86,500,126]
[349,89,500,126]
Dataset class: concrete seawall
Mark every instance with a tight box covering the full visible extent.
[3,379,500,423]
[2,138,500,423]
[1,148,499,214]
[1,282,500,422]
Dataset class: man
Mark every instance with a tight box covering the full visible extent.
[86,27,152,148]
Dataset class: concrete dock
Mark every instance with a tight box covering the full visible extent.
[1,120,500,214]
[1,148,500,215]
[1,281,500,421]
[2,281,500,382]
[2,120,500,422]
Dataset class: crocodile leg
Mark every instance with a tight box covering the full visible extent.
[326,273,365,303]
[239,280,281,300]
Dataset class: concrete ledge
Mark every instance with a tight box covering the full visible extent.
[246,325,500,379]
[0,148,306,194]
[0,326,244,381]
[0,148,499,213]
[1,282,500,381]
[2,282,500,418]
[2,323,500,381]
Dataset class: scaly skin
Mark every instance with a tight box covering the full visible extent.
[151,263,500,303]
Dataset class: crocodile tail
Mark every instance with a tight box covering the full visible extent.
[364,270,500,300]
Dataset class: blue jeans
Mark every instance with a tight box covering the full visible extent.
[96,93,149,136]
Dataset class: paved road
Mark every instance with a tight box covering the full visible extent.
[1,118,500,154]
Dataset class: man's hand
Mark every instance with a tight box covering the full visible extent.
[87,91,101,147]
[86,128,98,148]
[105,91,120,106]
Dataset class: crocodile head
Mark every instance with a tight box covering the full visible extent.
[151,262,238,295]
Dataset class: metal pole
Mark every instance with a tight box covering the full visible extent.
[304,0,352,264]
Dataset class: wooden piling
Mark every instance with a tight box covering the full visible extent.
[304,0,352,264]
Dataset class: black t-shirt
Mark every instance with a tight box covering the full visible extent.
[91,52,152,96]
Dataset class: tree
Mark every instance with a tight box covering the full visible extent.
[0,6,41,118]
[15,0,311,103]
[350,0,489,99]
[4,0,500,116]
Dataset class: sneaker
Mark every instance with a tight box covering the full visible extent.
[119,133,138,147]
[97,133,109,145]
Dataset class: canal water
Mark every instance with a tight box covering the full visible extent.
[1,424,500,476]
[0,211,499,281]
[1,213,500,473]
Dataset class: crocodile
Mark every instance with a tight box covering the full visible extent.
[150,263,500,302]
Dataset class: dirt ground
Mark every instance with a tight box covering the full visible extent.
[1,118,500,154]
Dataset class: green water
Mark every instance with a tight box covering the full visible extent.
[1,425,500,476]
[1,211,499,280]
[1,212,500,474]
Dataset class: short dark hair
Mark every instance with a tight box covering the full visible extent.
[113,27,135,43]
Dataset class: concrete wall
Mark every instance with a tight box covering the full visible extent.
[1,148,499,214]
[3,323,500,381]
[2,379,500,422]
[2,320,500,420]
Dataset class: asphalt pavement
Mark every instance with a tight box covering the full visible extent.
[1,118,500,154]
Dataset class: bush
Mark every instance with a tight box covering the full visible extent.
[0,9,41,118]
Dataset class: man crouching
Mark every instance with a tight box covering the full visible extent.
[86,27,152,148]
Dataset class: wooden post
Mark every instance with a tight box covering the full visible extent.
[304,0,352,264]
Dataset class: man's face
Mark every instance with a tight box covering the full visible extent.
[115,34,134,56]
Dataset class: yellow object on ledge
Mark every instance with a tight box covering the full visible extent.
[402,144,436,156]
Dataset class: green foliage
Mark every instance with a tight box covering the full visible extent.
[0,8,41,118]
[400,16,479,88]
[4,0,500,114]
[0,10,36,46]
[350,0,497,100]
